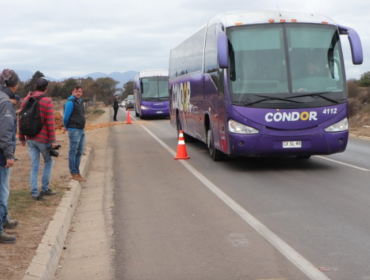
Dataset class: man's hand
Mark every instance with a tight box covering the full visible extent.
[20,141,26,147]
[5,159,15,168]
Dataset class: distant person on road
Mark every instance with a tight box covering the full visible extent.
[19,77,58,201]
[0,69,19,244]
[63,85,87,182]
[113,94,119,121]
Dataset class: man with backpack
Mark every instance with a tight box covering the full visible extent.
[18,77,58,201]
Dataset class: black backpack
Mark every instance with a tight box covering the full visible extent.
[19,95,45,136]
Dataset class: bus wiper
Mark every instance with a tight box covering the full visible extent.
[245,95,302,105]
[287,92,339,104]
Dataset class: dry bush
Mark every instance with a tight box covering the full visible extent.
[348,97,362,117]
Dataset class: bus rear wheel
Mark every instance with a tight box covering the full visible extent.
[207,129,223,161]
[176,115,192,142]
[296,155,311,159]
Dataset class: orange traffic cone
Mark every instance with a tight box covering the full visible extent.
[174,130,190,160]
[126,108,132,124]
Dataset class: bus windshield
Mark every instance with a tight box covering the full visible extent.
[141,76,169,101]
[227,23,345,107]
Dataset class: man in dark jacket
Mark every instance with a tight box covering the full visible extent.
[63,86,86,182]
[0,69,18,244]
[113,94,119,121]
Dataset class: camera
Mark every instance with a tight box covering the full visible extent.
[48,144,61,157]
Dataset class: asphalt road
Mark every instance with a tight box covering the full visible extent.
[111,111,370,280]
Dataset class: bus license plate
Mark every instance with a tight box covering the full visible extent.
[283,141,302,148]
[156,111,163,114]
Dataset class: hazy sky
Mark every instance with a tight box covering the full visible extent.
[1,0,368,79]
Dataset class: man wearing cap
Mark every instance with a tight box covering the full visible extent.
[19,77,58,201]
[0,69,19,244]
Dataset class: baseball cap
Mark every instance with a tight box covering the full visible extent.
[36,77,49,88]
[14,94,20,102]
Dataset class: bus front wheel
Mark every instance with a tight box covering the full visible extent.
[207,129,223,161]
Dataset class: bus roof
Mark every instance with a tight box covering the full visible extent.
[209,9,337,27]
[138,69,168,78]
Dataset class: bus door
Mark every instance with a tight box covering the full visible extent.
[189,73,206,140]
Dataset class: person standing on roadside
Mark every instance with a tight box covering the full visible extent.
[63,85,87,182]
[19,77,58,201]
[113,94,119,121]
[0,69,19,244]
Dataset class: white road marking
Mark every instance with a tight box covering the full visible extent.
[138,123,331,280]
[315,156,370,171]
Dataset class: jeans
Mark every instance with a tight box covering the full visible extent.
[0,166,11,232]
[68,128,85,175]
[27,140,54,196]
[113,107,118,121]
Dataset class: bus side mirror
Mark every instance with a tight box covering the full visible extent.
[136,80,140,89]
[338,25,363,65]
[217,32,229,69]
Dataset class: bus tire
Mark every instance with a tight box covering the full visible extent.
[207,129,223,161]
[296,155,311,159]
[176,115,182,136]
[176,115,192,142]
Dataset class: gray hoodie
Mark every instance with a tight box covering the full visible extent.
[0,89,16,166]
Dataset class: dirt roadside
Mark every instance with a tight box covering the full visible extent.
[0,105,123,280]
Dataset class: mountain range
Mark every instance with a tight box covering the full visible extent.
[15,70,138,88]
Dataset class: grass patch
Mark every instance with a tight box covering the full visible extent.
[8,184,65,218]
[85,108,106,121]
[8,189,35,215]
[91,109,105,115]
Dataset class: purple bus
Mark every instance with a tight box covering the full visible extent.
[134,69,169,119]
[169,10,363,160]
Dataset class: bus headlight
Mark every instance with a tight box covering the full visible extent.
[228,120,259,134]
[141,105,149,110]
[324,118,348,132]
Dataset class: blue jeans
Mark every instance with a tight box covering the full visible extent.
[68,128,85,175]
[27,140,54,196]
[0,166,11,232]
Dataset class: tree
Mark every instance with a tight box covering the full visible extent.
[59,78,79,99]
[23,71,45,96]
[122,80,134,100]
[92,77,119,104]
[358,71,370,87]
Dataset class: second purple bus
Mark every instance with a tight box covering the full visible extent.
[134,69,169,119]
[169,10,363,161]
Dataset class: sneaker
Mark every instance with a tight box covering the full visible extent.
[41,189,57,196]
[2,219,18,229]
[0,231,16,244]
[71,174,85,182]
[32,193,46,201]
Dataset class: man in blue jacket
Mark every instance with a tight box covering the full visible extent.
[0,69,18,244]
[63,86,87,182]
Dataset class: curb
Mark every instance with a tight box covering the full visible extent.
[22,147,93,280]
